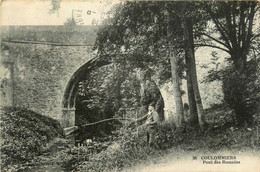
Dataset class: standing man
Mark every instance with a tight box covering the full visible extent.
[146,104,160,147]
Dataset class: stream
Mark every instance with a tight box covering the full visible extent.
[18,138,75,172]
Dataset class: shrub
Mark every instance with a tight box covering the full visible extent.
[205,58,259,127]
[0,107,62,170]
[70,107,260,171]
[75,122,193,171]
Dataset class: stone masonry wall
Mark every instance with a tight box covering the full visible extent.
[0,42,95,121]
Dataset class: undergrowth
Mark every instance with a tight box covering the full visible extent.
[0,107,62,171]
[74,105,260,172]
[1,105,259,172]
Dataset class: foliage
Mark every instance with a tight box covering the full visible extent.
[200,1,259,57]
[222,61,260,126]
[2,106,259,172]
[75,58,165,139]
[75,63,142,139]
[94,1,193,85]
[78,64,140,116]
[49,0,61,15]
[205,57,259,126]
[0,107,62,171]
[93,1,211,128]
[199,1,259,126]
[63,18,77,28]
[75,125,155,172]
[74,105,260,171]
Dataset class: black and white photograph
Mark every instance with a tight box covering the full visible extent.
[0,0,259,171]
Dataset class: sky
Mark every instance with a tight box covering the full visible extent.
[0,0,119,26]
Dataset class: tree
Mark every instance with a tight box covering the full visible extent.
[94,1,187,127]
[165,8,185,126]
[63,18,77,27]
[200,1,259,126]
[49,0,61,15]
[169,49,185,127]
[182,18,206,129]
[174,2,209,129]
[184,50,199,126]
[163,1,208,129]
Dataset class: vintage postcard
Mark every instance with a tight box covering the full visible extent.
[1,0,259,171]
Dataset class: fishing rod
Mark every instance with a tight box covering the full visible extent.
[63,115,148,136]
[81,117,137,127]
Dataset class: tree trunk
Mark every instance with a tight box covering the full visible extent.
[140,80,146,105]
[185,48,198,125]
[185,59,199,126]
[155,94,164,121]
[182,18,206,130]
[230,53,253,127]
[136,69,148,117]
[169,50,184,127]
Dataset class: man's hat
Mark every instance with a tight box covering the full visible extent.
[149,102,155,107]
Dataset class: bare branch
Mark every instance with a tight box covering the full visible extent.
[201,33,230,49]
[250,33,260,42]
[204,4,232,50]
[194,43,230,53]
[246,2,257,46]
[238,3,246,46]
[2,40,93,47]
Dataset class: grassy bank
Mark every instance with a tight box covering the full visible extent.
[1,105,259,172]
[75,105,260,171]
[0,107,62,171]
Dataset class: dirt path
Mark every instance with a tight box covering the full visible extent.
[123,149,260,172]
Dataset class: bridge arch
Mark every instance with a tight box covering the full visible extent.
[60,57,177,129]
[61,58,109,128]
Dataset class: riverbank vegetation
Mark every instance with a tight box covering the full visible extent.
[0,107,62,171]
[74,104,260,171]
[1,105,259,171]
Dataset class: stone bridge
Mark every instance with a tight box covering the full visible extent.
[0,25,177,129]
